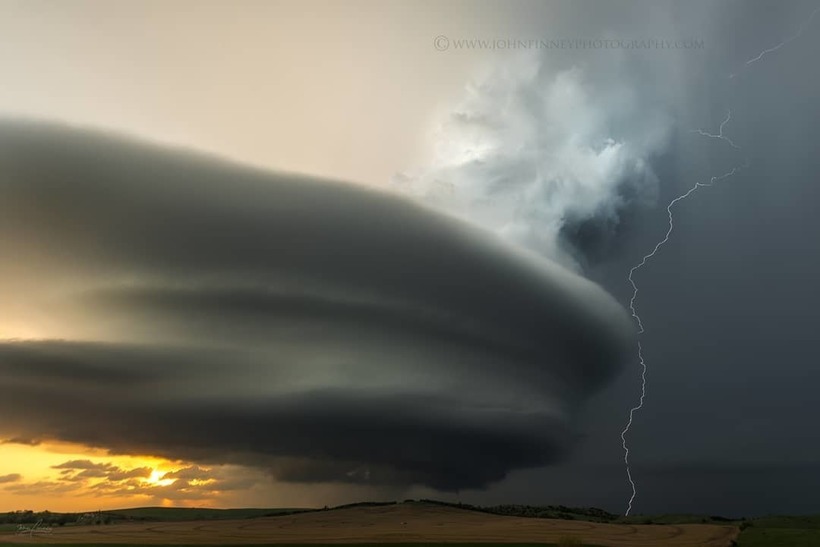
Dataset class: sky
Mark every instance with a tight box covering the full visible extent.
[1,0,819,517]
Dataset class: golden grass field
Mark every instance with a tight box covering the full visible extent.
[0,503,739,546]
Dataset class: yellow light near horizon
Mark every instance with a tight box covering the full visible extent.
[0,440,188,512]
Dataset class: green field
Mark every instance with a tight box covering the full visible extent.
[738,528,820,546]
[737,515,820,546]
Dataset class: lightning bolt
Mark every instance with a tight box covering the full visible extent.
[620,113,744,516]
[691,111,740,149]
[619,4,820,516]
[731,5,820,77]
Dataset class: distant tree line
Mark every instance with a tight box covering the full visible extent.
[412,499,619,522]
[0,510,114,526]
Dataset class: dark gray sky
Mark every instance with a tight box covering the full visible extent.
[452,0,820,516]
[0,0,819,517]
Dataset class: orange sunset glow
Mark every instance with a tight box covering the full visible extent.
[0,439,222,511]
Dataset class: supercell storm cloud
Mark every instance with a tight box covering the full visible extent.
[393,52,671,271]
[0,121,634,491]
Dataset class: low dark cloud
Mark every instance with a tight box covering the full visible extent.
[52,460,119,471]
[0,474,21,484]
[3,480,81,496]
[1,437,41,446]
[0,120,633,491]
[51,460,151,482]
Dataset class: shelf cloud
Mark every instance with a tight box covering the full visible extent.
[0,120,633,490]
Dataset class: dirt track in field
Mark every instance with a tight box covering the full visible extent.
[0,503,739,546]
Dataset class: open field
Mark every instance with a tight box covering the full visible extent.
[0,503,738,547]
[738,528,820,547]
[736,515,820,546]
[105,508,308,522]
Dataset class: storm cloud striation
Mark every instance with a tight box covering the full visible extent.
[0,121,633,490]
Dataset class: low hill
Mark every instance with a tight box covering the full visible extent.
[105,507,308,521]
